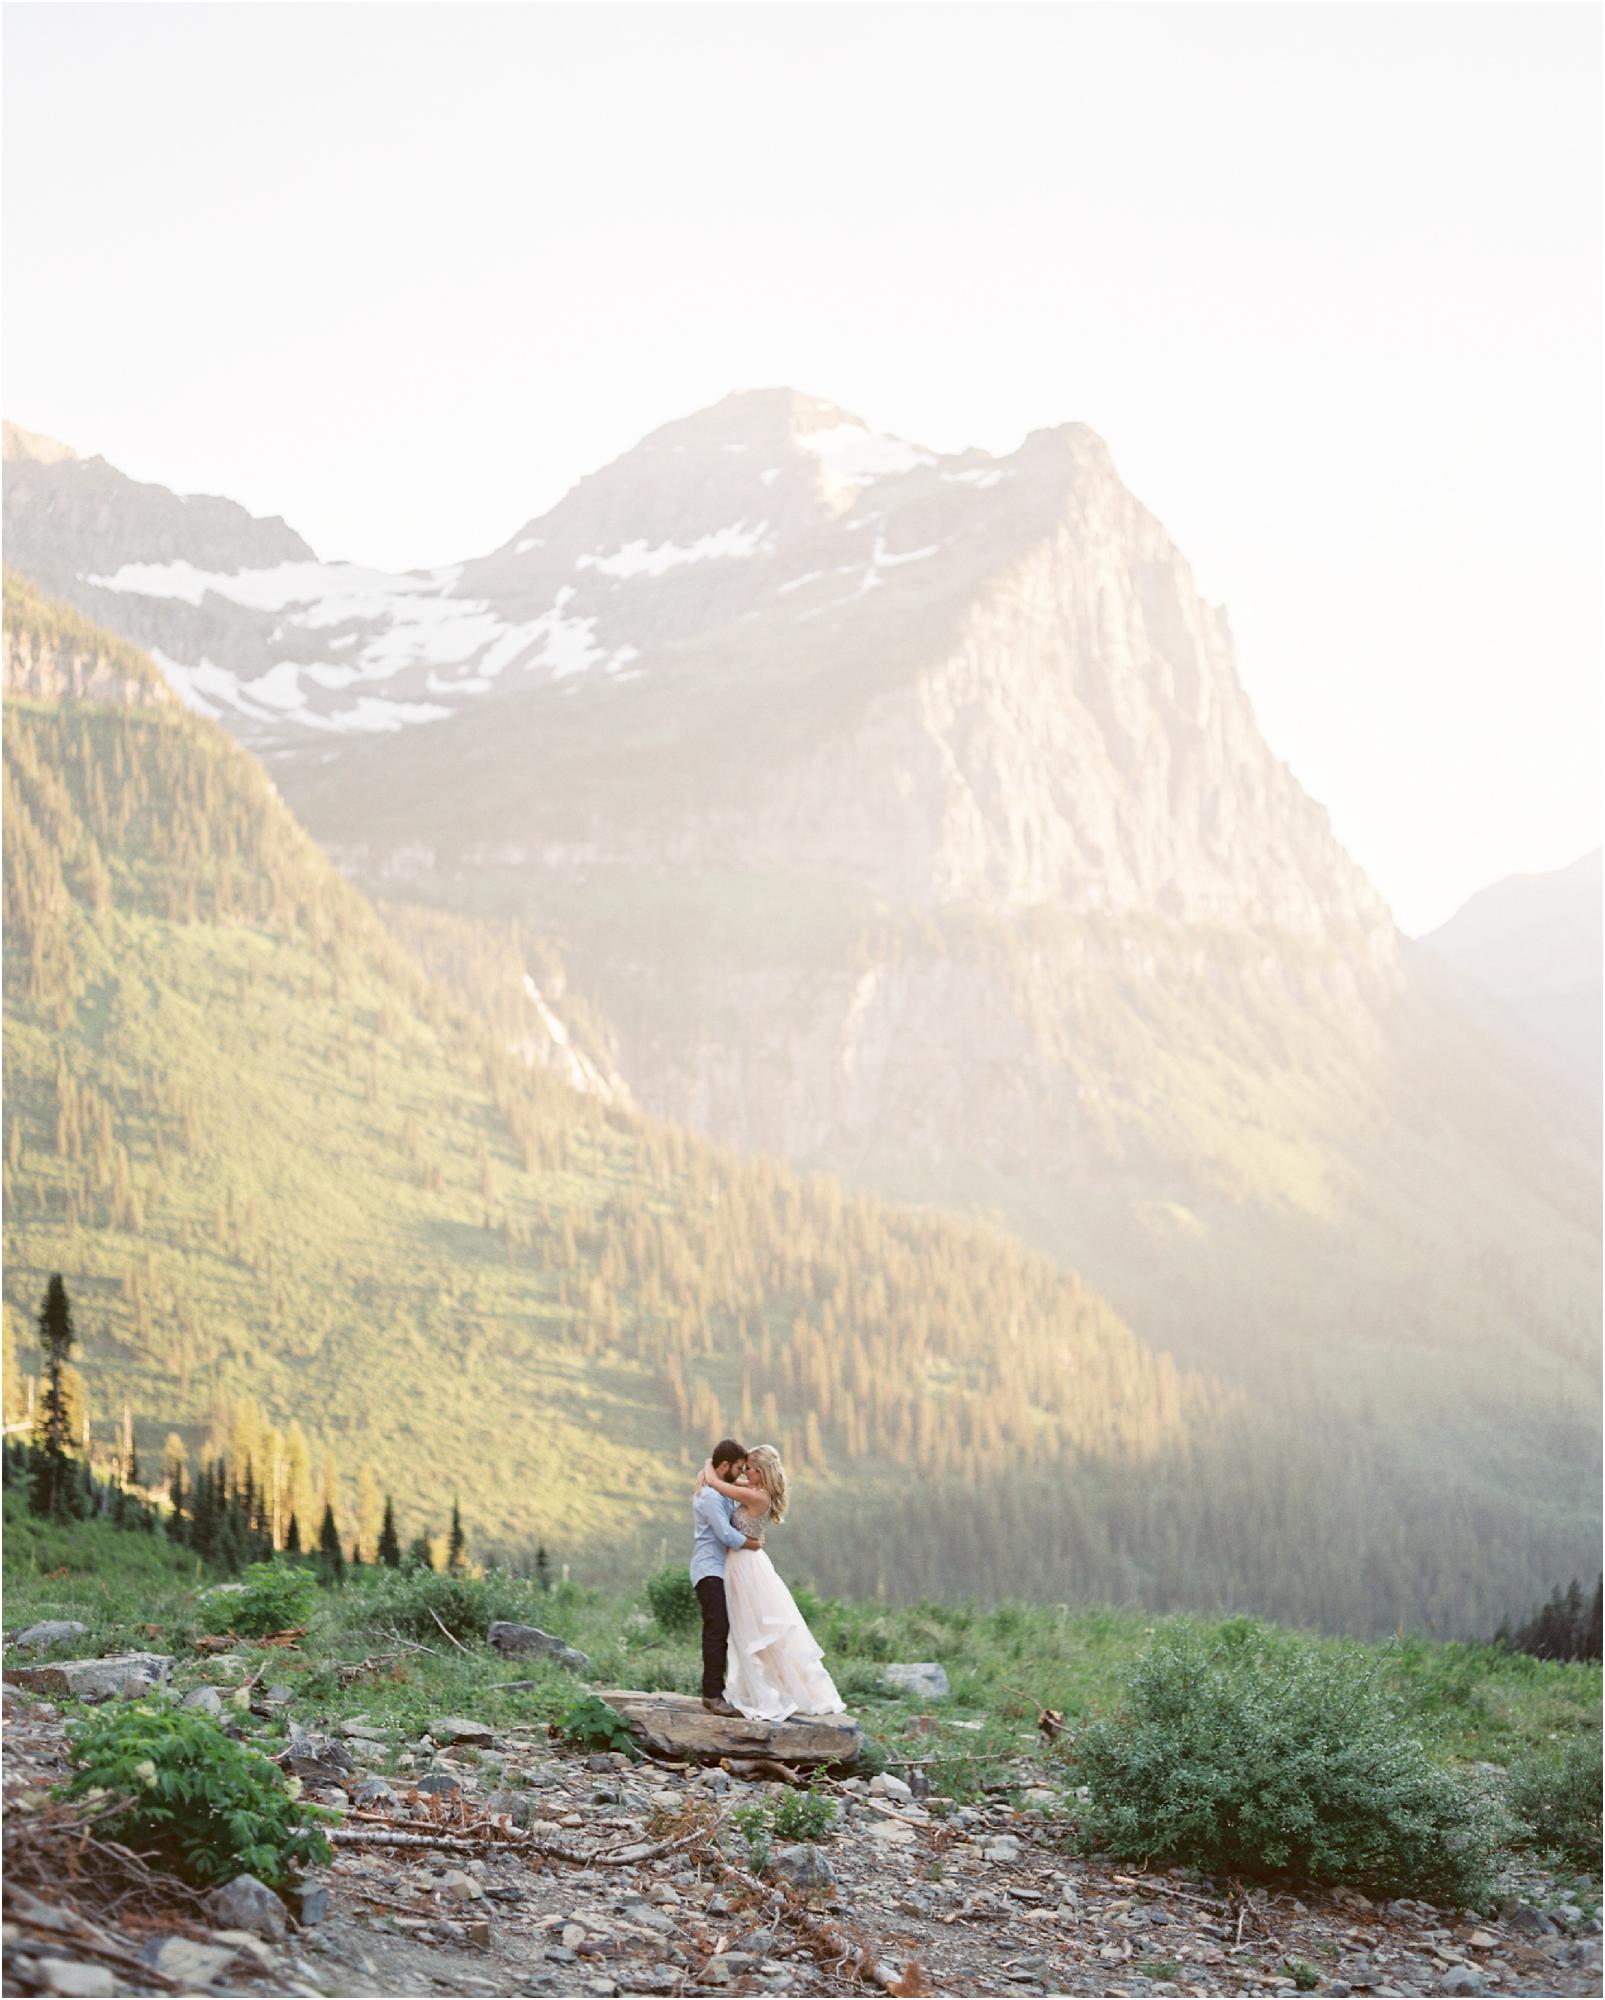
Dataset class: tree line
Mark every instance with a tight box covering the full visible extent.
[9,1273,541,1590]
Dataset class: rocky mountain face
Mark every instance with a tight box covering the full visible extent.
[1420,849,1602,1105]
[3,570,174,708]
[5,395,1598,1445]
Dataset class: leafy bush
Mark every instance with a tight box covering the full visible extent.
[771,1779,837,1843]
[1508,1732,1602,1870]
[731,1800,772,1872]
[359,1563,541,1643]
[643,1564,698,1635]
[730,1774,838,1869]
[1071,1625,1515,1904]
[201,1561,317,1638]
[63,1703,331,1886]
[559,1694,638,1758]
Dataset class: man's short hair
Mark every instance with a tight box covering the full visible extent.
[710,1437,746,1470]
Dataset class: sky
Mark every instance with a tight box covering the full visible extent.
[3,2,1600,934]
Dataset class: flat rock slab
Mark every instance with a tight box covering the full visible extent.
[3,1653,173,1703]
[594,1689,864,1767]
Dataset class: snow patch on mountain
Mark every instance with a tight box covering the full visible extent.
[576,519,771,579]
[797,422,933,491]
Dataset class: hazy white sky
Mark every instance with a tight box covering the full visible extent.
[3,2,1599,932]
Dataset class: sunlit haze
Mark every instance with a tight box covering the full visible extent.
[3,1,1599,931]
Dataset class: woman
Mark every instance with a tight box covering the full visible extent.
[696,1444,844,1722]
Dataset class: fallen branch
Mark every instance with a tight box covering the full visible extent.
[426,1607,474,1657]
[1109,1871,1223,1913]
[331,1828,489,1855]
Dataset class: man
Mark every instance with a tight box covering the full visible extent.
[691,1436,762,1717]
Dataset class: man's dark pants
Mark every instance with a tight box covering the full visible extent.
[695,1575,729,1701]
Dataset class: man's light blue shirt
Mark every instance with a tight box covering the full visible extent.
[690,1485,748,1586]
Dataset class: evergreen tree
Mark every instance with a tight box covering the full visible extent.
[405,1531,434,1570]
[535,1543,551,1592]
[377,1496,401,1568]
[284,1510,302,1555]
[29,1276,83,1520]
[447,1496,466,1572]
[349,1536,363,1567]
[166,1459,188,1544]
[318,1501,345,1583]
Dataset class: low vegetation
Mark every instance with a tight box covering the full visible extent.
[1069,1621,1521,1903]
[6,1498,1600,1907]
[62,1702,331,1887]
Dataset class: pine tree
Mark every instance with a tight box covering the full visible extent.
[349,1536,363,1567]
[447,1496,466,1572]
[406,1532,434,1570]
[377,1496,401,1568]
[284,1510,302,1555]
[318,1501,345,1583]
[29,1275,83,1520]
[535,1543,551,1593]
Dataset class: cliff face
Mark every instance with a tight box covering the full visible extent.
[2,570,173,707]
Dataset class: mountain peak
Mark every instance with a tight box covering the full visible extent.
[3,420,77,467]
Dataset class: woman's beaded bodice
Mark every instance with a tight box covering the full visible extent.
[731,1502,768,1544]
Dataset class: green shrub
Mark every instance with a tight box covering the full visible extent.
[63,1703,331,1887]
[729,1773,837,1870]
[201,1561,317,1639]
[1072,1625,1515,1905]
[643,1564,698,1635]
[731,1800,772,1873]
[359,1563,540,1643]
[559,1694,637,1758]
[771,1779,837,1843]
[1508,1732,1602,1871]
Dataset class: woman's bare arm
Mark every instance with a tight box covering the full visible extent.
[699,1461,770,1511]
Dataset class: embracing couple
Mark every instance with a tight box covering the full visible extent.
[690,1437,843,1722]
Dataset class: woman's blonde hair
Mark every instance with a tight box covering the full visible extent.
[746,1444,788,1524]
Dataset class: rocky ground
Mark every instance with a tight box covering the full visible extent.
[2,1666,1600,2000]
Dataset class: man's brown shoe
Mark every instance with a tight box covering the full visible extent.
[702,1696,740,1717]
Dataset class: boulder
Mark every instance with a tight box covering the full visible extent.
[204,1874,287,1940]
[429,1716,495,1746]
[883,1663,949,1700]
[182,1686,225,1719]
[9,1620,90,1655]
[3,1653,173,1704]
[486,1622,592,1672]
[594,1689,864,1768]
[144,1938,240,1986]
[283,1878,328,1927]
[770,1844,836,1891]
[870,1773,913,1801]
[277,1731,355,1783]
[32,1961,117,1998]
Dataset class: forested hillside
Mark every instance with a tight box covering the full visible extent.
[2,580,1596,1635]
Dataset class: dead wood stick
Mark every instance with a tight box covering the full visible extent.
[426,1606,474,1656]
[1109,1873,1223,1912]
[331,1828,491,1855]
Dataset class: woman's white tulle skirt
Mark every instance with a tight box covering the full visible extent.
[724,1549,844,1722]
